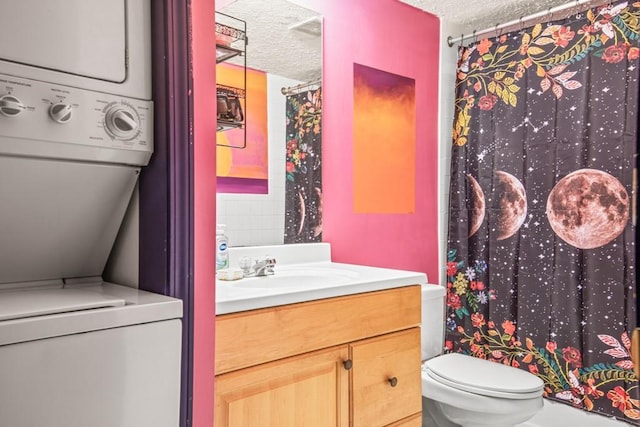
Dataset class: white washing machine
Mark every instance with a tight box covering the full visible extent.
[0,281,182,427]
[0,2,181,425]
[0,71,182,425]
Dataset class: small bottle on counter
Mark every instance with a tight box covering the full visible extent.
[216,225,229,270]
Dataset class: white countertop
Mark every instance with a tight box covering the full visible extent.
[216,243,427,314]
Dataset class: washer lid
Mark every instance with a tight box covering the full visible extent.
[424,353,544,399]
[0,288,125,321]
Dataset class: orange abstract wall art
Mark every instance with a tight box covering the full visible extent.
[216,63,268,193]
[353,63,416,213]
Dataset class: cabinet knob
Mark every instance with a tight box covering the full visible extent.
[388,377,398,387]
[343,359,353,370]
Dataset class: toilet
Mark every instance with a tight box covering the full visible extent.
[420,284,544,427]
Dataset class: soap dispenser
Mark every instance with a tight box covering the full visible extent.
[216,225,229,270]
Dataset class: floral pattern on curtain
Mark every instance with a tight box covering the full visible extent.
[446,1,639,423]
[284,87,323,243]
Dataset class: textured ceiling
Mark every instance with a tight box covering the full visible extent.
[216,0,604,83]
[399,0,599,32]
[216,0,321,82]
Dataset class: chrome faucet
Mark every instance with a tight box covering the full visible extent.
[253,257,276,276]
[239,256,276,277]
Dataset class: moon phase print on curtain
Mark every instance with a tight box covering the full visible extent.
[284,87,322,244]
[446,1,639,423]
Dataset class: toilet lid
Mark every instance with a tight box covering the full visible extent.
[424,353,544,400]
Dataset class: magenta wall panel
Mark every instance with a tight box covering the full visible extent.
[314,0,441,281]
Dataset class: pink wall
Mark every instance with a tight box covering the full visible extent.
[191,0,216,425]
[315,0,441,281]
[190,1,440,423]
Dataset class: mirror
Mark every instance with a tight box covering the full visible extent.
[215,0,322,247]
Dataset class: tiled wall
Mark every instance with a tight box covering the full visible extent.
[216,73,301,247]
[438,21,465,285]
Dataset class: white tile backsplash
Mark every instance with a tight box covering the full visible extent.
[217,73,303,247]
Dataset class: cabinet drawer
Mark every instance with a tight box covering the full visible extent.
[215,345,349,427]
[216,286,420,374]
[351,328,422,427]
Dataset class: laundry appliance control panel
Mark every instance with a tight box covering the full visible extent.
[0,74,153,166]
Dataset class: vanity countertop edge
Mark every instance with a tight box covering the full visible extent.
[215,260,428,315]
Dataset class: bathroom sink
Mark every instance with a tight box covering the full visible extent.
[234,266,360,289]
[216,243,429,314]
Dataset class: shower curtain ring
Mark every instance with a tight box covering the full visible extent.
[472,30,477,44]
[460,33,464,47]
[519,15,525,31]
[574,0,582,17]
[547,6,554,25]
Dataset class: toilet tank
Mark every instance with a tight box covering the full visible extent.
[421,284,446,361]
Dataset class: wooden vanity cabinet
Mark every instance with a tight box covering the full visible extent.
[351,328,422,426]
[215,345,350,426]
[214,285,422,427]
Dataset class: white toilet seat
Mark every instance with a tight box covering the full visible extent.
[423,353,544,400]
[422,368,543,415]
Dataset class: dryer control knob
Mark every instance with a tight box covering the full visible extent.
[49,103,73,124]
[0,95,26,117]
[104,105,140,140]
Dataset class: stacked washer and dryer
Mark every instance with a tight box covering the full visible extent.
[0,2,182,426]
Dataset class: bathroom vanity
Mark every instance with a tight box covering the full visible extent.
[214,244,425,427]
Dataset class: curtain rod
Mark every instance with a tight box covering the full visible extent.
[447,0,608,47]
[281,78,322,96]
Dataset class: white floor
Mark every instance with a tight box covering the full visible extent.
[517,399,627,427]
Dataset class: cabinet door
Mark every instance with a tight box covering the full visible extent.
[215,345,349,427]
[351,328,422,427]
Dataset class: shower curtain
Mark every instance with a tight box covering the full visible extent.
[446,1,639,423]
[284,87,323,243]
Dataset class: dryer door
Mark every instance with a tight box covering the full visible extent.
[0,156,140,284]
[0,0,126,82]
